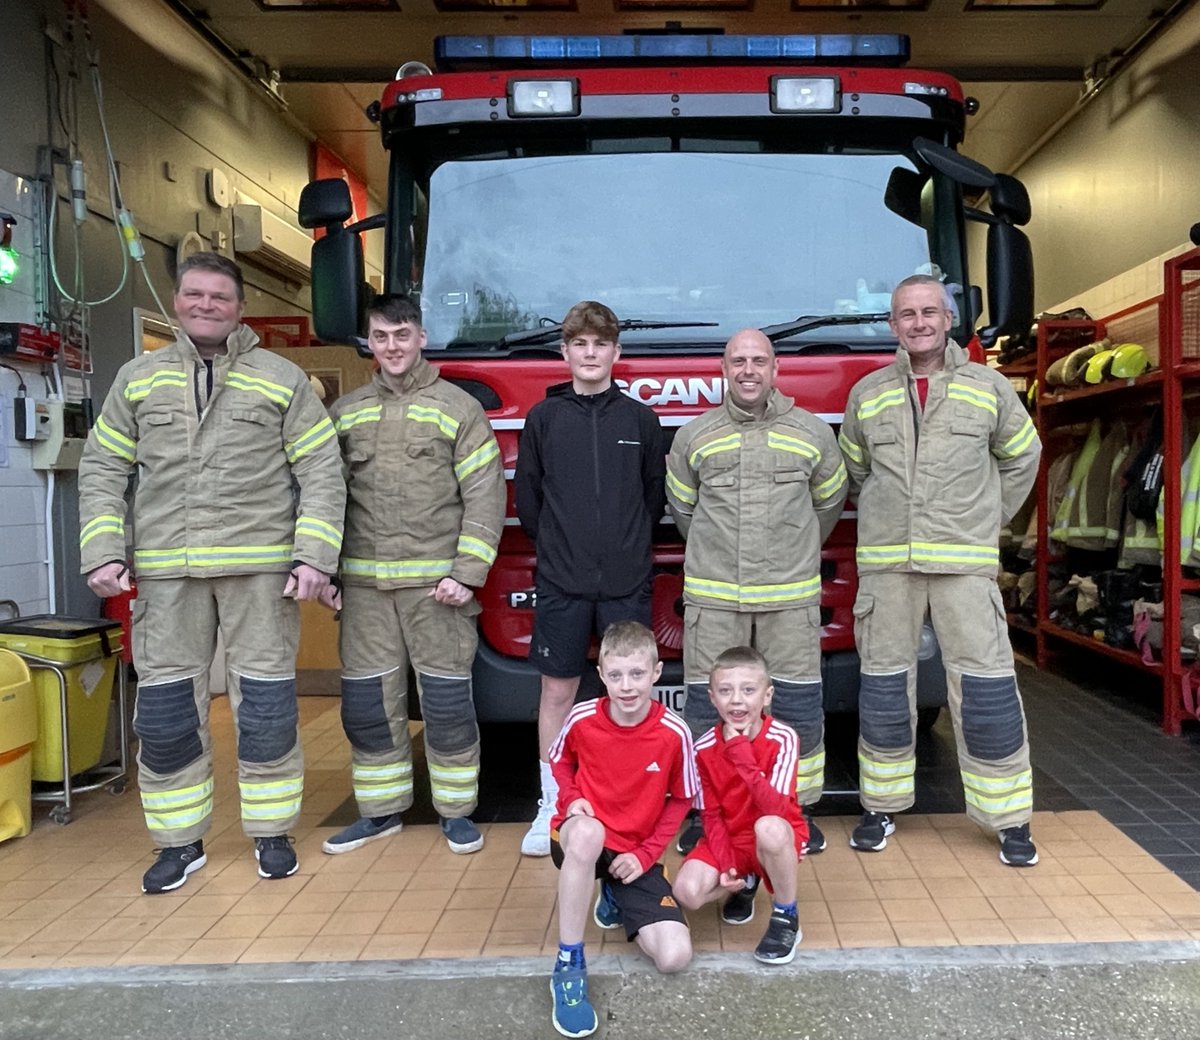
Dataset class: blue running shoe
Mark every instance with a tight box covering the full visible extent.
[593,880,622,930]
[550,963,598,1038]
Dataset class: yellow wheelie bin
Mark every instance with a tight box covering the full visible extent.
[0,649,37,842]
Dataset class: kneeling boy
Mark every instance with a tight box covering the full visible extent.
[673,646,807,965]
[548,621,695,1038]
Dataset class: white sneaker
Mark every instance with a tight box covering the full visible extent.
[521,798,556,857]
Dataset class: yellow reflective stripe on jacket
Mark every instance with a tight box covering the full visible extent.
[689,432,740,468]
[225,371,294,407]
[95,416,136,462]
[407,404,460,438]
[286,416,336,463]
[997,417,1037,459]
[124,370,188,401]
[457,534,497,565]
[838,430,864,463]
[336,404,382,433]
[812,463,848,503]
[684,574,820,605]
[80,514,125,549]
[947,382,998,417]
[856,544,910,566]
[455,440,500,482]
[342,557,454,581]
[961,769,1033,815]
[856,387,906,421]
[667,470,698,506]
[239,776,303,820]
[767,431,819,460]
[910,542,999,567]
[295,516,342,551]
[134,544,294,570]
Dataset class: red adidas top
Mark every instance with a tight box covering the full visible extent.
[550,698,697,872]
[692,715,807,872]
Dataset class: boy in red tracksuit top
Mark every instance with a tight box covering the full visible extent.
[673,645,808,965]
[547,621,695,1038]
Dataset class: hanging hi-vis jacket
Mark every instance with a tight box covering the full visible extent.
[838,341,1040,575]
[666,389,848,611]
[79,325,345,578]
[331,358,505,590]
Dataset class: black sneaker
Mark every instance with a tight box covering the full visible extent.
[721,875,759,925]
[849,811,895,852]
[142,840,206,894]
[675,808,704,855]
[803,807,826,854]
[255,835,299,879]
[753,908,801,965]
[998,824,1039,867]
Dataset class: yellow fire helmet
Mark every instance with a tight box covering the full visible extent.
[1046,338,1107,387]
[1083,347,1118,384]
[1108,342,1151,379]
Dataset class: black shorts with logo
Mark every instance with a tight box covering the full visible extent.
[551,832,685,941]
[530,580,652,679]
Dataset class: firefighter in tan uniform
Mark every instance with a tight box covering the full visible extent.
[666,329,848,856]
[838,275,1042,866]
[79,253,345,894]
[321,294,505,856]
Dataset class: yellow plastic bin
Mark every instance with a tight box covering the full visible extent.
[0,616,124,782]
[0,649,37,842]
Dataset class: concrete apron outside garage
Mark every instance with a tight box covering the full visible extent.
[3,944,1200,1040]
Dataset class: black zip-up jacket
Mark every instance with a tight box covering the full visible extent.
[515,382,665,599]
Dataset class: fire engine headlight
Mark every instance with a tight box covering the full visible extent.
[508,79,579,118]
[771,76,840,113]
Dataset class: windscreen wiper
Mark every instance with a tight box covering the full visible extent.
[761,313,890,343]
[499,318,719,348]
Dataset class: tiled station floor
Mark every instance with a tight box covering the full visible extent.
[3,666,1200,970]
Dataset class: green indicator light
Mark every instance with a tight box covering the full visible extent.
[0,247,17,285]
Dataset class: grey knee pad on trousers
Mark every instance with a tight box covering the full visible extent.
[858,671,912,749]
[683,680,718,739]
[418,673,478,754]
[960,674,1025,760]
[133,676,203,774]
[770,679,823,751]
[236,675,299,763]
[340,674,393,753]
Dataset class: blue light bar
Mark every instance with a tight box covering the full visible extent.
[434,34,910,72]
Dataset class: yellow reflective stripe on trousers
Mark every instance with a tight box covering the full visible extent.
[684,574,820,606]
[239,776,304,821]
[795,749,825,787]
[295,516,343,551]
[225,371,294,407]
[689,432,740,468]
[352,761,414,801]
[812,463,848,502]
[407,405,460,438]
[342,557,454,581]
[135,545,294,570]
[858,755,916,797]
[667,470,698,506]
[455,440,500,481]
[124,370,188,401]
[767,431,819,460]
[286,416,336,462]
[946,382,998,416]
[837,430,864,463]
[141,779,215,832]
[336,405,382,433]
[997,417,1037,459]
[429,763,478,803]
[457,535,496,565]
[95,416,136,461]
[80,514,125,549]
[856,387,906,421]
[961,769,1033,815]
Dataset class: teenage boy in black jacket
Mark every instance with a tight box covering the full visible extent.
[515,301,666,857]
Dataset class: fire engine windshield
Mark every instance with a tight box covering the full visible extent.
[419,151,947,352]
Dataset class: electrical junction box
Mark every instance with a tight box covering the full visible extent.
[13,397,51,441]
[28,399,84,470]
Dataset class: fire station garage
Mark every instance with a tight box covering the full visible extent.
[1,0,1200,1035]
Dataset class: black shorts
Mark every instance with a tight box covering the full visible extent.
[530,580,652,679]
[551,831,686,941]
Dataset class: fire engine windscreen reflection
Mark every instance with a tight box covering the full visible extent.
[420,152,932,349]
